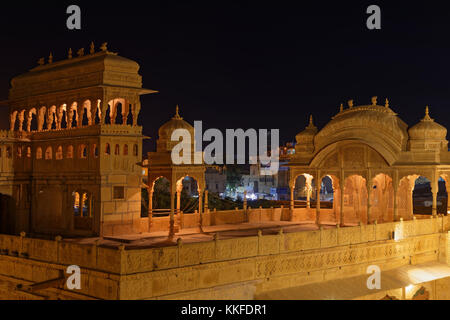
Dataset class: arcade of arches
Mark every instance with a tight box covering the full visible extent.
[289,98,450,226]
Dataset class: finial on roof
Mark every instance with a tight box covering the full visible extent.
[306,114,316,129]
[37,58,45,66]
[385,98,389,108]
[423,106,433,121]
[371,96,377,106]
[68,48,72,59]
[77,48,84,57]
[348,99,354,108]
[340,103,343,112]
[48,53,53,64]
[173,105,183,120]
[90,42,95,54]
[100,42,108,52]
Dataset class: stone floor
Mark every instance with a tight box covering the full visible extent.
[63,219,353,249]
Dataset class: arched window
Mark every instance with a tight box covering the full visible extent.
[133,144,138,156]
[26,146,31,158]
[36,147,42,159]
[115,144,120,155]
[56,146,63,160]
[16,146,22,158]
[6,146,11,158]
[123,144,128,156]
[93,144,99,158]
[79,144,87,159]
[45,146,52,160]
[73,192,80,216]
[105,143,111,155]
[66,145,74,159]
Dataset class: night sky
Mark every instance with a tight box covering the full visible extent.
[1,1,450,154]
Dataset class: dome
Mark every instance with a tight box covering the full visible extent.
[158,105,194,140]
[295,115,318,153]
[408,107,447,140]
[157,105,194,152]
[314,98,409,154]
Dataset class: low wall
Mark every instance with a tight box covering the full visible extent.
[0,216,448,299]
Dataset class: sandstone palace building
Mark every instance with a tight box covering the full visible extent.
[1,45,450,300]
[0,43,155,237]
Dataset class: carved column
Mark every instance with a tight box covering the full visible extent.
[198,188,203,232]
[316,181,321,226]
[290,186,294,220]
[366,180,372,224]
[122,100,127,125]
[18,111,25,132]
[340,179,345,226]
[204,190,209,213]
[10,112,16,131]
[393,183,399,221]
[432,187,438,216]
[447,190,450,215]
[67,107,74,129]
[148,189,153,232]
[133,102,141,126]
[27,111,32,132]
[100,100,108,124]
[79,104,85,127]
[169,186,175,240]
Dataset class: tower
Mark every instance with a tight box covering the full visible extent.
[0,43,156,237]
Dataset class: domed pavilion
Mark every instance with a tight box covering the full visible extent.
[146,106,206,238]
[288,97,450,226]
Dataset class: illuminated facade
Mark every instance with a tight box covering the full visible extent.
[0,43,155,237]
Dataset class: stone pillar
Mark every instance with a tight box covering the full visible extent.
[27,112,32,132]
[100,100,108,124]
[409,186,414,219]
[198,190,203,215]
[290,186,295,221]
[393,184,399,221]
[148,190,153,231]
[306,187,311,209]
[10,112,16,131]
[316,183,321,226]
[169,187,175,239]
[204,190,209,213]
[18,111,24,132]
[366,181,372,224]
[67,108,74,129]
[432,187,438,217]
[133,102,141,126]
[121,100,127,125]
[447,191,450,215]
[176,190,181,214]
[243,191,247,211]
[340,180,345,227]
[198,189,203,231]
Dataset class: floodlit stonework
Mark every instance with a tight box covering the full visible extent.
[0,50,450,300]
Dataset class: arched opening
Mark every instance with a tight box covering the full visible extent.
[105,104,111,124]
[133,144,138,157]
[66,145,74,159]
[114,144,120,155]
[105,143,111,155]
[45,146,52,160]
[26,146,31,158]
[93,144,99,158]
[413,176,432,215]
[343,175,367,226]
[115,103,123,124]
[151,177,171,217]
[371,173,394,223]
[60,110,68,129]
[123,144,128,156]
[293,174,315,207]
[176,176,200,214]
[16,146,22,158]
[6,147,11,159]
[438,176,447,214]
[56,146,63,160]
[36,147,42,159]
[79,145,87,159]
[72,190,93,231]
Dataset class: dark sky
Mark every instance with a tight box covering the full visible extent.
[1,1,450,154]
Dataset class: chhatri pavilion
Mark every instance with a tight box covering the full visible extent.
[288,96,450,227]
